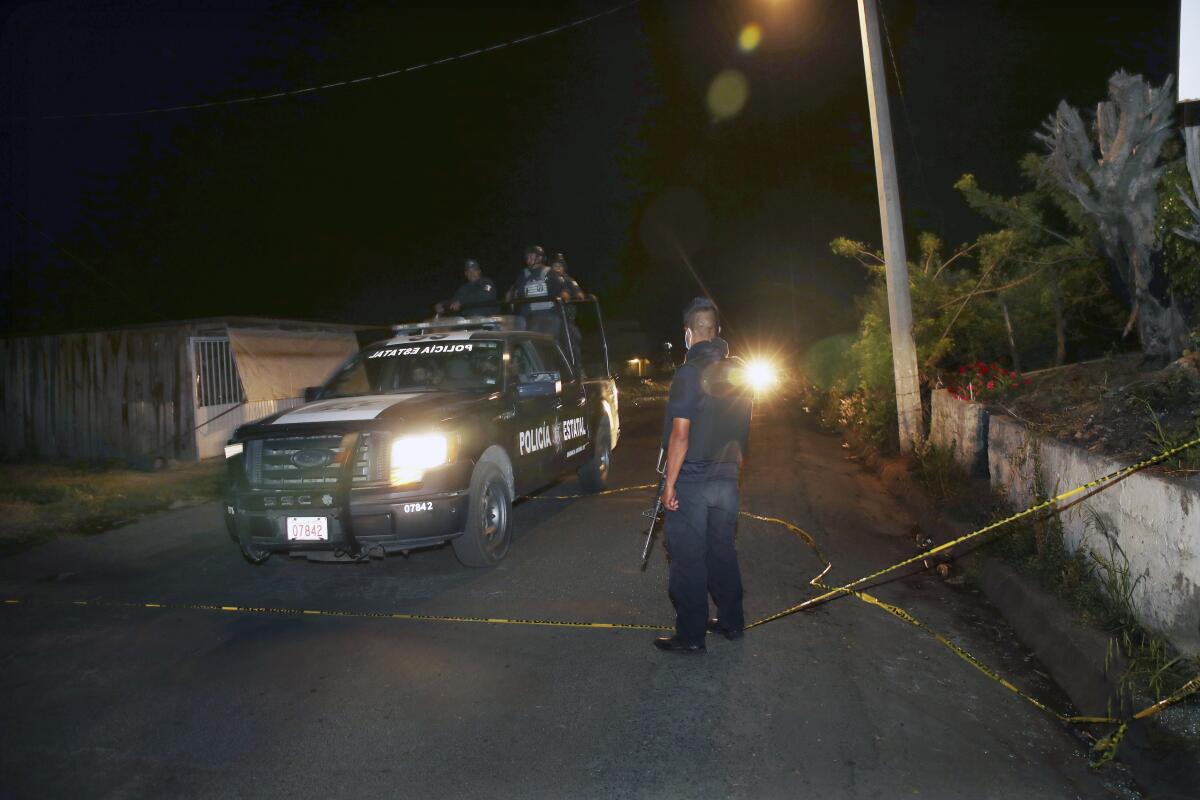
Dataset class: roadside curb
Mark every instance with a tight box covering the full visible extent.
[875,461,1200,797]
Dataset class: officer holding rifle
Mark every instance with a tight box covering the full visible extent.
[652,297,753,654]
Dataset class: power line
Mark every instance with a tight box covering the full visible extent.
[27,1,641,122]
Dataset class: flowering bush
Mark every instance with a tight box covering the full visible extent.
[946,361,1030,402]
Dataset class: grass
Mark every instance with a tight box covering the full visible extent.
[986,494,1200,710]
[1137,396,1200,473]
[0,459,225,556]
[910,439,969,509]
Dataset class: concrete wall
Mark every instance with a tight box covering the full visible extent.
[986,414,1200,656]
[929,388,988,475]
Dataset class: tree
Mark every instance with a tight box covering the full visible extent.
[1037,71,1188,361]
[956,157,1121,367]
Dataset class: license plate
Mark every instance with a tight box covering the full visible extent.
[286,516,328,541]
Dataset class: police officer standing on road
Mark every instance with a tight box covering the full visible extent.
[654,297,752,654]
[436,258,499,316]
[507,245,567,337]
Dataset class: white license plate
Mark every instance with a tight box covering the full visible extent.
[286,516,328,541]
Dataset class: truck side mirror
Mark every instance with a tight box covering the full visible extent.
[304,386,324,402]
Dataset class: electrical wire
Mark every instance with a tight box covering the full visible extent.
[27,1,641,121]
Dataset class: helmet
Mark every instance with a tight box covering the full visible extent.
[463,258,481,271]
[525,244,545,258]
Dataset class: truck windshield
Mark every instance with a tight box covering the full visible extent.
[324,339,503,396]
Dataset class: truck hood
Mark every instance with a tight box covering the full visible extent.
[248,391,497,430]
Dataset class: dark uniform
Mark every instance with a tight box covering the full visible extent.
[508,265,567,338]
[449,274,500,316]
[551,253,586,370]
[661,337,752,647]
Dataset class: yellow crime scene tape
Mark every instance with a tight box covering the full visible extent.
[746,433,1200,627]
[4,436,1199,763]
[0,597,670,631]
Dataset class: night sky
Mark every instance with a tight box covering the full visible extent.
[0,0,1180,350]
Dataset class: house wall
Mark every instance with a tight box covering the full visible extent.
[194,398,302,459]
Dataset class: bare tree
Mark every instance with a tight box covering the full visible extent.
[1038,71,1188,360]
[1175,119,1200,243]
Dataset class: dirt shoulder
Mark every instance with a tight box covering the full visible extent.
[0,460,224,556]
[981,352,1200,475]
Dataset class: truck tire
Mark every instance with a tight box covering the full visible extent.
[452,461,513,567]
[577,424,611,493]
[239,540,271,565]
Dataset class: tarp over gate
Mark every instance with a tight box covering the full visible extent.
[227,327,358,401]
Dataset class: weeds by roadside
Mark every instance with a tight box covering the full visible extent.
[1137,396,1200,473]
[0,460,224,556]
[910,440,969,510]
[984,493,1200,710]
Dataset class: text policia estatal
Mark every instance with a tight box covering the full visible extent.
[369,343,474,358]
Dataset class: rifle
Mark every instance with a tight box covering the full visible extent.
[640,449,667,570]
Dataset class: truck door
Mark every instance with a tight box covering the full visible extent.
[530,337,589,476]
[508,338,561,492]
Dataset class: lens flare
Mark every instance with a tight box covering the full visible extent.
[706,69,749,121]
[738,23,762,53]
[744,359,778,393]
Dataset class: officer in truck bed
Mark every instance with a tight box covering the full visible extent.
[506,245,567,337]
[436,258,499,316]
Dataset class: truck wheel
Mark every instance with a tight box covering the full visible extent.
[452,462,512,567]
[577,424,611,493]
[240,540,271,565]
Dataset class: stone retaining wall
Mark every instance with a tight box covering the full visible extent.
[929,389,1200,655]
[928,388,988,475]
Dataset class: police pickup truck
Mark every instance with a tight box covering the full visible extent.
[222,310,618,566]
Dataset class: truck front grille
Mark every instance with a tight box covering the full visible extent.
[245,433,383,488]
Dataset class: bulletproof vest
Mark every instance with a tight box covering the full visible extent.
[663,356,753,464]
[520,268,555,312]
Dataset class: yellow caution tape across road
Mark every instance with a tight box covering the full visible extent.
[747,434,1200,628]
[0,597,670,631]
[4,435,1198,764]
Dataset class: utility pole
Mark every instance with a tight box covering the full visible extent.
[857,0,924,452]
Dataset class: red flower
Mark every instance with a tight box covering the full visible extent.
[957,365,967,374]
[987,380,995,390]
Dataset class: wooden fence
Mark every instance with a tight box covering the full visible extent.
[0,325,197,463]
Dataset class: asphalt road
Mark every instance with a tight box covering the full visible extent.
[0,399,1139,799]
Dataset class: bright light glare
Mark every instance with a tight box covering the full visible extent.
[706,69,749,120]
[738,23,762,52]
[745,359,778,392]
[390,433,449,485]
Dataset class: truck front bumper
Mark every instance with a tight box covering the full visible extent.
[224,464,473,558]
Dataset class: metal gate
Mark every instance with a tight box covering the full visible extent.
[187,336,302,459]
[190,336,245,408]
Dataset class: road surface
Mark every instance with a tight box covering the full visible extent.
[0,399,1136,799]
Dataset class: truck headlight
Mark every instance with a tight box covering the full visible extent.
[390,433,450,486]
[224,442,244,459]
